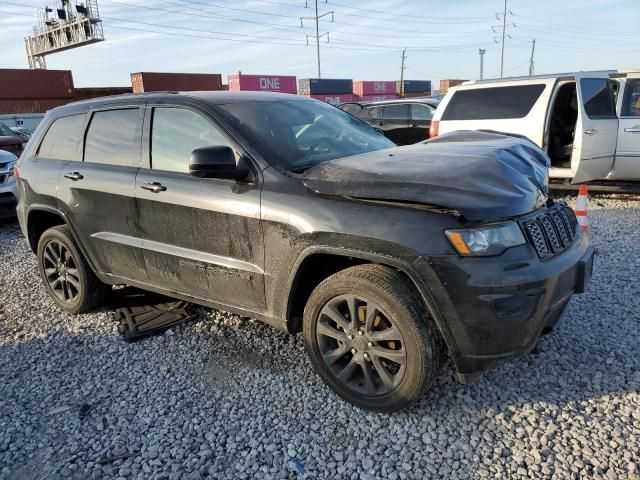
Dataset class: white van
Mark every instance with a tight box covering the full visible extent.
[430,70,640,183]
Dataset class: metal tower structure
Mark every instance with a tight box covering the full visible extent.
[25,0,104,69]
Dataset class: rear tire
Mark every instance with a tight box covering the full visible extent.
[37,225,110,314]
[303,264,444,412]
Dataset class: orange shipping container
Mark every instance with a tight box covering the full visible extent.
[439,79,467,93]
[131,72,223,93]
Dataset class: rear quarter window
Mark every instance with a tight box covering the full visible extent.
[441,84,546,120]
[37,114,86,161]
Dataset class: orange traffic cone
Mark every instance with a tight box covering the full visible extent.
[575,184,589,234]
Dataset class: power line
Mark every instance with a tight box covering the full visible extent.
[324,0,494,22]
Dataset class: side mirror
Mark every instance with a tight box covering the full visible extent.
[189,145,249,180]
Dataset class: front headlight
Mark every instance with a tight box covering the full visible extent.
[445,222,526,256]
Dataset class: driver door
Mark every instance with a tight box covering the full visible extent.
[571,74,619,183]
[135,104,265,310]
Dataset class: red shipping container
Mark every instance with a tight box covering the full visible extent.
[356,94,398,102]
[304,94,356,104]
[74,87,132,101]
[0,98,72,114]
[131,72,223,93]
[0,69,74,100]
[353,81,396,96]
[228,73,297,94]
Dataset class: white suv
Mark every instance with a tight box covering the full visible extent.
[430,70,640,183]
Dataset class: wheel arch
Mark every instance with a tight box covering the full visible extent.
[26,205,101,277]
[284,246,458,362]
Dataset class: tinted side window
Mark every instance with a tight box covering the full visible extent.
[441,84,546,120]
[411,104,434,121]
[366,106,384,121]
[621,79,640,117]
[151,107,231,173]
[339,103,364,117]
[383,104,409,121]
[580,78,616,119]
[38,114,85,161]
[84,109,140,166]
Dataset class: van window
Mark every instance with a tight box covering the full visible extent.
[365,106,384,121]
[621,79,640,117]
[151,107,231,173]
[84,109,140,166]
[411,104,434,121]
[383,104,409,121]
[580,78,616,119]
[441,84,546,120]
[38,114,85,161]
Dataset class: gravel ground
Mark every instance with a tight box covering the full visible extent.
[1,195,639,480]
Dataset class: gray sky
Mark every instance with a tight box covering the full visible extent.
[0,0,638,87]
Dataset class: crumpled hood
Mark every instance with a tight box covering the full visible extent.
[302,130,550,221]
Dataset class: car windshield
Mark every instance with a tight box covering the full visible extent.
[0,122,15,137]
[215,99,395,172]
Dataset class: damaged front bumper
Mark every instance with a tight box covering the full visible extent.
[415,228,593,383]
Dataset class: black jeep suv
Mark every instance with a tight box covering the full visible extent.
[15,92,594,411]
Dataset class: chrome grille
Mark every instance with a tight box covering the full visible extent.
[523,203,578,259]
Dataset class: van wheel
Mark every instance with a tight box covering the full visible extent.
[303,264,443,412]
[37,225,110,314]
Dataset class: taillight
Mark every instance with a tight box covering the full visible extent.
[12,164,19,180]
[429,120,439,138]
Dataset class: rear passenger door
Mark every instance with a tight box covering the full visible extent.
[135,104,265,311]
[572,75,618,183]
[30,114,85,217]
[379,104,411,145]
[409,103,434,143]
[57,105,149,283]
[613,75,640,179]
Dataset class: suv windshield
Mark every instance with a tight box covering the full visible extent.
[215,99,395,172]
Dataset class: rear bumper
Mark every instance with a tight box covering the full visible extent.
[0,184,18,218]
[416,230,593,381]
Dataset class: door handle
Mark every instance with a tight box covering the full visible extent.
[63,172,84,181]
[624,127,640,133]
[140,182,167,193]
[584,128,598,136]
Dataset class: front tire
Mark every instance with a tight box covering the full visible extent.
[37,225,110,314]
[303,264,444,412]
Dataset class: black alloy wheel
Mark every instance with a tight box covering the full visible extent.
[41,239,81,303]
[37,225,110,313]
[316,294,407,396]
[303,264,444,412]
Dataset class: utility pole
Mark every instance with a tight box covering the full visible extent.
[300,0,334,78]
[478,48,486,80]
[528,38,536,76]
[399,48,406,97]
[500,0,507,78]
[492,0,514,78]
